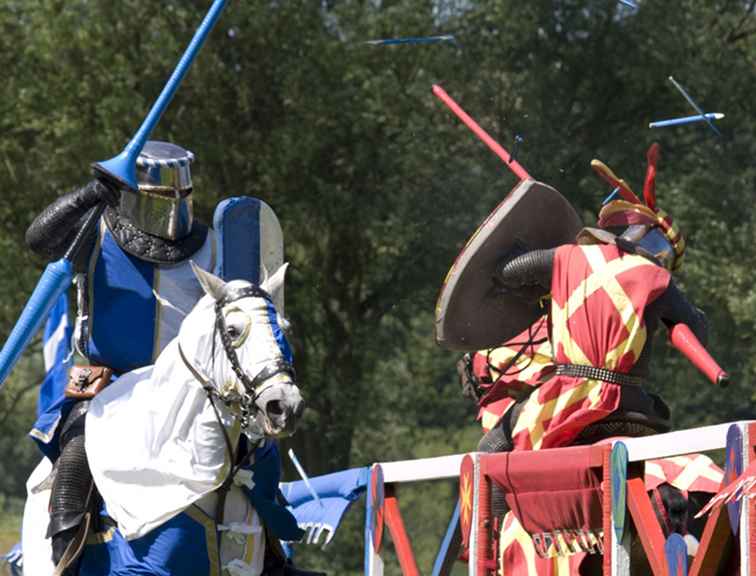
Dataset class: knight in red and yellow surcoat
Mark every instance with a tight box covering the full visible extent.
[479,145,706,456]
[457,145,719,574]
[511,241,680,450]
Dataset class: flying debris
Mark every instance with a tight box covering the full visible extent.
[509,134,524,164]
[288,449,324,509]
[364,34,457,47]
[667,76,722,137]
[432,84,531,181]
[649,113,725,129]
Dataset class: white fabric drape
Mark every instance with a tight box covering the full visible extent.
[86,339,238,540]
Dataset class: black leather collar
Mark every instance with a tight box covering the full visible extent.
[104,207,208,264]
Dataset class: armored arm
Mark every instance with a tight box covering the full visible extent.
[655,280,708,345]
[495,248,555,302]
[25,180,118,261]
[655,281,728,385]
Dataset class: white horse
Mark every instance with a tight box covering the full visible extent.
[23,263,304,576]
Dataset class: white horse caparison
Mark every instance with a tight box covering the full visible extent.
[23,263,304,576]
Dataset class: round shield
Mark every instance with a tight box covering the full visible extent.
[435,179,583,351]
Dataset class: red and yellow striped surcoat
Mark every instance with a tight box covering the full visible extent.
[510,243,671,451]
[475,317,553,433]
[494,245,722,575]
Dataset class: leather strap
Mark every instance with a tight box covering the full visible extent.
[104,207,207,264]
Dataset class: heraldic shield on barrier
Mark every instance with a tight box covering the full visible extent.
[435,179,583,351]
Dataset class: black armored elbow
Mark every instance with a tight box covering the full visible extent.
[495,249,555,294]
[26,180,116,260]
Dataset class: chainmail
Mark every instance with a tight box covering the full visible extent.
[573,418,664,445]
[104,207,208,264]
[49,401,94,537]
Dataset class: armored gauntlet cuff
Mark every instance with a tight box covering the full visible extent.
[25,180,115,260]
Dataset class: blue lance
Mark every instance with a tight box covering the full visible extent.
[0,0,229,388]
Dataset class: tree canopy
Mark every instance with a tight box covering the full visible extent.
[0,0,754,573]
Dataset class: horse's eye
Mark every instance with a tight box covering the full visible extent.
[224,309,250,347]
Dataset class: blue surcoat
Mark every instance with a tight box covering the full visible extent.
[30,220,215,448]
[87,221,216,374]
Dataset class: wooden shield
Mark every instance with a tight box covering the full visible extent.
[213,197,285,313]
[724,424,743,535]
[459,455,475,553]
[435,179,582,351]
[611,441,628,542]
[664,533,688,575]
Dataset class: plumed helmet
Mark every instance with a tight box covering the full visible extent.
[577,143,685,271]
[119,141,195,241]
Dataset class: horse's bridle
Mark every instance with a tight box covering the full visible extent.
[179,283,296,430]
[177,282,297,524]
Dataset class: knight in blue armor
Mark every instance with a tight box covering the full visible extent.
[27,141,210,376]
[25,141,320,575]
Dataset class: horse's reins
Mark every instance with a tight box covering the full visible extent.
[213,284,296,425]
[178,283,296,523]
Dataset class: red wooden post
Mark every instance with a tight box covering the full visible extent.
[689,505,734,576]
[626,476,669,576]
[383,484,420,576]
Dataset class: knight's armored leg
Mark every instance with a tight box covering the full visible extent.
[261,524,327,576]
[48,400,95,574]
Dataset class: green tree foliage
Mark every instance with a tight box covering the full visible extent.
[0,0,753,572]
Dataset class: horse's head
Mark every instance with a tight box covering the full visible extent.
[182,262,304,439]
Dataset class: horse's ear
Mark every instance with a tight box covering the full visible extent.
[191,261,226,301]
[261,262,288,305]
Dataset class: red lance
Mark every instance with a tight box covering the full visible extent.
[432,85,531,182]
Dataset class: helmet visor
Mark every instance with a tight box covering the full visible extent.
[633,227,675,270]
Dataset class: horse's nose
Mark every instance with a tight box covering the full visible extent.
[284,387,305,423]
[263,385,303,434]
[289,389,305,420]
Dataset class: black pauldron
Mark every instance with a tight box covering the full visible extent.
[104,207,208,264]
